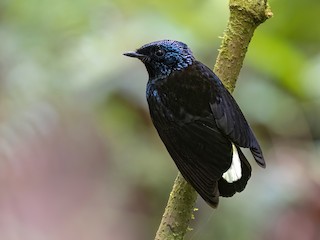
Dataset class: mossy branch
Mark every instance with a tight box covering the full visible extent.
[155,172,198,240]
[154,1,272,239]
[214,0,272,92]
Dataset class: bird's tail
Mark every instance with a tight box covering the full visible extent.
[203,182,220,208]
[218,145,252,197]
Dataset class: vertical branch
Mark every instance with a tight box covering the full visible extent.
[154,1,272,239]
[155,173,197,240]
[214,0,273,92]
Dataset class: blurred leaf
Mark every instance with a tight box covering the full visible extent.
[247,32,307,98]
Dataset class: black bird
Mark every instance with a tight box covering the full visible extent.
[124,40,265,208]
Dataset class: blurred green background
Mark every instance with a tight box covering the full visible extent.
[1,0,320,239]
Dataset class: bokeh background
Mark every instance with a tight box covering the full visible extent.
[1,0,320,239]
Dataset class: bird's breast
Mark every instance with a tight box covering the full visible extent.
[146,76,211,124]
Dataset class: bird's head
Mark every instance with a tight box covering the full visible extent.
[124,40,194,80]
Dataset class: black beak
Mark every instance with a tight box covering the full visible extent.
[123,51,145,59]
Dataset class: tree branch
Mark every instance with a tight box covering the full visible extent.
[154,1,272,239]
[155,173,198,240]
[214,0,273,92]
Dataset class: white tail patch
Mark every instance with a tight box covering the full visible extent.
[222,145,242,183]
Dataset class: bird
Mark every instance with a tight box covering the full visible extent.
[124,40,265,208]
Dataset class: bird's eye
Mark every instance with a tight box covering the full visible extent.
[155,49,165,57]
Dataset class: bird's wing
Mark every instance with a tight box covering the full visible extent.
[155,117,233,207]
[197,63,266,168]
